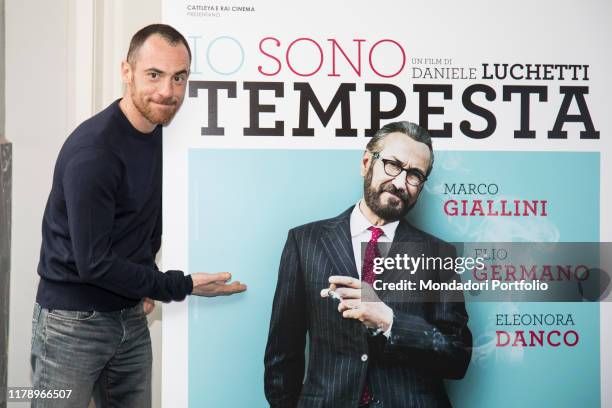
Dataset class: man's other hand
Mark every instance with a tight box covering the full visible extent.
[191,272,247,297]
[143,297,155,315]
[323,275,393,332]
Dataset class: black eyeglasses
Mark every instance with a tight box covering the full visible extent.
[371,151,427,186]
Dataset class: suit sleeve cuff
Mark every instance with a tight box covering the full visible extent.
[383,317,393,338]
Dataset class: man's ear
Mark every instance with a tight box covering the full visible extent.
[121,60,133,85]
[360,151,370,177]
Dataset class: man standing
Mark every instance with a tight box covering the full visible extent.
[264,121,472,407]
[31,24,246,407]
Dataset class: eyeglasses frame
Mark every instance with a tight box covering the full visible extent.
[370,151,428,187]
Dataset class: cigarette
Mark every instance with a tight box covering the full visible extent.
[327,290,343,301]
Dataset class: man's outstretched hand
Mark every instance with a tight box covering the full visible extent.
[191,272,247,297]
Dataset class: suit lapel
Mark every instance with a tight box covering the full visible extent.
[320,207,359,280]
[381,219,427,267]
[382,219,428,295]
[391,218,425,246]
[319,211,427,280]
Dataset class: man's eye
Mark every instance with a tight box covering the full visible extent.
[174,75,186,83]
[388,162,402,172]
[407,170,425,182]
[149,72,159,79]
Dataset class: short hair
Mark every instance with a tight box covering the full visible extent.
[126,24,192,64]
[366,121,435,176]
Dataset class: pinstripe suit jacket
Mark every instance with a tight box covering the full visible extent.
[264,207,472,408]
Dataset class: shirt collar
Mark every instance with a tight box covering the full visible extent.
[349,200,400,240]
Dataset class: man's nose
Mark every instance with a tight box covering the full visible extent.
[157,78,173,99]
[391,170,408,189]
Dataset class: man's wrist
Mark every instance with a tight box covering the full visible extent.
[185,274,194,295]
[368,306,394,337]
[382,306,394,338]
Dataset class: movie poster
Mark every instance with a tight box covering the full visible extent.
[161,1,611,406]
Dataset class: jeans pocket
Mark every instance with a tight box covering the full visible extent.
[31,303,42,348]
[47,309,98,321]
[32,303,42,323]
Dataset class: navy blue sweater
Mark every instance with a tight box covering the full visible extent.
[36,100,193,311]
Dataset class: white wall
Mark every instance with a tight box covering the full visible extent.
[7,0,71,399]
[7,0,163,407]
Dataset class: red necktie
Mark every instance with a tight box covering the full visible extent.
[362,226,384,285]
[360,226,384,405]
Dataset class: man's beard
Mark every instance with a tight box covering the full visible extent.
[363,165,415,222]
[131,87,181,126]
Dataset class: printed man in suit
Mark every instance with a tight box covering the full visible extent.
[264,121,472,408]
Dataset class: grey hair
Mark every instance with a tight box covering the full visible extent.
[365,121,434,176]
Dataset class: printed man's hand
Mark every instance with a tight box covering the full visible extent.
[191,272,247,297]
[321,275,393,332]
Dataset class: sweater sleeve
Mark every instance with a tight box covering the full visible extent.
[63,147,193,301]
[150,195,163,270]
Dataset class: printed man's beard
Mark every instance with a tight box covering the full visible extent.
[363,165,415,222]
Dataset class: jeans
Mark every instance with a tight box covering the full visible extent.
[30,302,152,408]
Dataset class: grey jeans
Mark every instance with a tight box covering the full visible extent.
[30,302,152,408]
